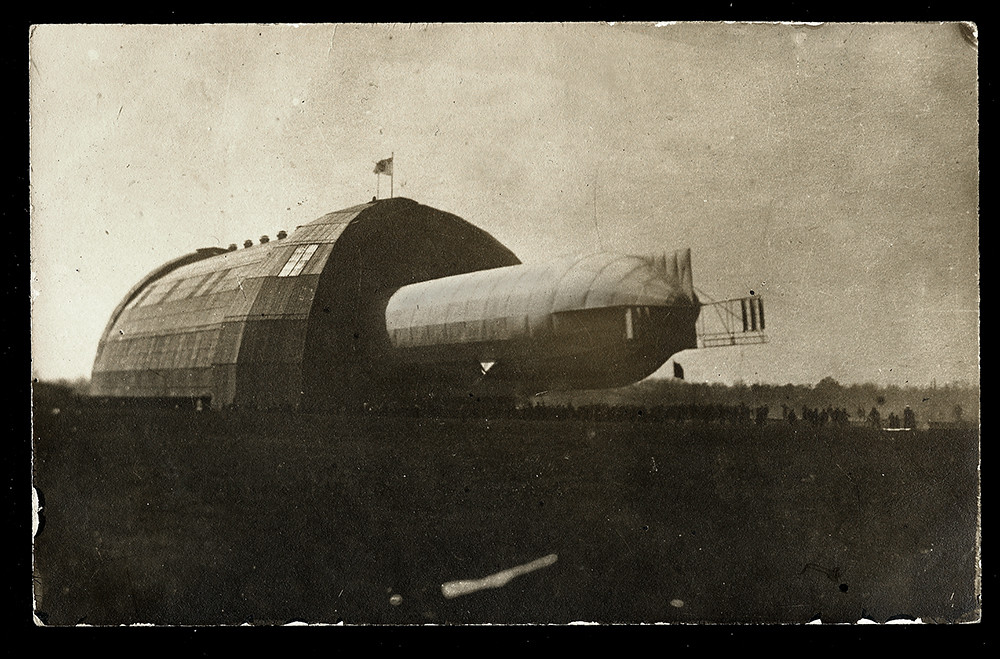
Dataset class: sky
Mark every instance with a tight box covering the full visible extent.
[28,22,979,387]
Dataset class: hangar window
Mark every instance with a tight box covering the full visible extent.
[278,244,320,277]
[126,285,157,309]
[163,273,212,303]
[143,279,183,306]
[192,268,230,297]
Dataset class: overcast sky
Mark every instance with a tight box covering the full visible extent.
[29,22,979,387]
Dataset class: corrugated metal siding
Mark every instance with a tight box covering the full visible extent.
[299,243,334,277]
[247,275,320,318]
[96,247,230,341]
[236,318,310,365]
[284,222,349,246]
[91,366,217,399]
[91,202,370,404]
[212,322,244,366]
[211,363,239,405]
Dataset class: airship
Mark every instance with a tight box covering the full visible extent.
[90,197,764,409]
[384,249,699,391]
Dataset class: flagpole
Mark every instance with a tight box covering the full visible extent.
[390,151,394,198]
[376,171,380,200]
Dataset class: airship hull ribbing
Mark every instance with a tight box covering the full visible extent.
[384,252,700,391]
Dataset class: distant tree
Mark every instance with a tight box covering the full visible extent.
[953,404,964,423]
[868,407,882,429]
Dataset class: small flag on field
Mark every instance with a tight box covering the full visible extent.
[673,361,685,380]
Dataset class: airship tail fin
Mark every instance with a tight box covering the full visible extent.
[676,248,694,302]
[652,249,695,304]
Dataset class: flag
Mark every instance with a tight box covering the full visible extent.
[374,157,393,175]
[673,361,684,380]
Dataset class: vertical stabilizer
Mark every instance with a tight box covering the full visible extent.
[657,253,669,278]
[668,251,680,286]
[676,248,694,302]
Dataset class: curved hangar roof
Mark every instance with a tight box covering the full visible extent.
[90,198,520,409]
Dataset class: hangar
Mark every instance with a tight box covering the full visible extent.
[90,197,711,409]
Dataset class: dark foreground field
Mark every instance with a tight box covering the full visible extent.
[31,400,979,626]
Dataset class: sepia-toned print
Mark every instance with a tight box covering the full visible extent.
[29,22,979,626]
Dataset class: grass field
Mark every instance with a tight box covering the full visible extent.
[31,397,979,626]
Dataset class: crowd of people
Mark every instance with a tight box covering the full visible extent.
[782,404,852,427]
[69,384,919,430]
[360,396,918,429]
[869,405,918,429]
